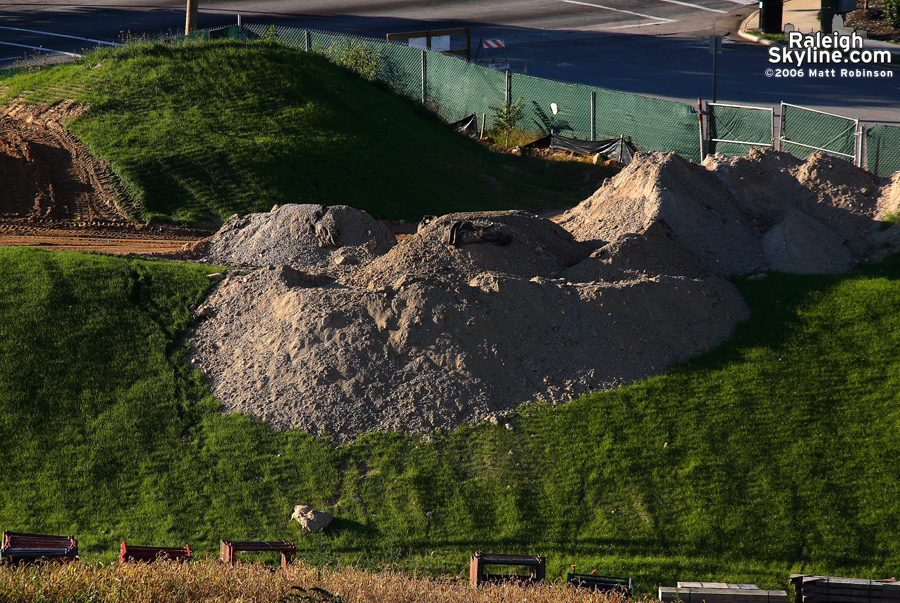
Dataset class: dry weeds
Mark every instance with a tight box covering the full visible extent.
[0,560,644,603]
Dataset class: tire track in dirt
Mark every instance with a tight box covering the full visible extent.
[0,100,129,223]
[0,100,214,255]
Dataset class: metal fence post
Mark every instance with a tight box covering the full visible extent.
[858,123,865,169]
[304,30,310,52]
[698,98,705,161]
[421,49,427,105]
[778,101,786,152]
[590,91,596,141]
[505,70,511,106]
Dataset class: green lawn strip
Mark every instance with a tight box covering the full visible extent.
[0,40,596,226]
[2,248,900,592]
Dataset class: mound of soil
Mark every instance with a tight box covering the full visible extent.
[558,152,765,276]
[203,204,394,270]
[187,149,899,440]
[563,221,708,282]
[190,210,748,439]
[561,149,899,276]
[350,211,590,288]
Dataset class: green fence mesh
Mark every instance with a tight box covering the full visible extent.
[780,103,857,163]
[426,52,506,124]
[379,43,424,102]
[595,86,699,161]
[866,124,900,177]
[511,75,593,141]
[241,25,710,162]
[511,74,700,160]
[707,103,773,157]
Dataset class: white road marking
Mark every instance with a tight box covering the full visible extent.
[606,21,673,29]
[554,0,675,23]
[0,26,122,47]
[0,41,82,57]
[655,0,727,13]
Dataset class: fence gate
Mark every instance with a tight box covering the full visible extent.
[865,124,900,177]
[705,102,774,158]
[779,103,860,166]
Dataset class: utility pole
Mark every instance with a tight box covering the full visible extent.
[709,35,722,103]
[821,0,834,34]
[185,0,198,35]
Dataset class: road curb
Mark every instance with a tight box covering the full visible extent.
[738,10,782,46]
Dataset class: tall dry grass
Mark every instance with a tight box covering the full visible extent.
[0,560,644,603]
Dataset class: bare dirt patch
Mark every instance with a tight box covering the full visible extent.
[0,101,132,223]
[0,101,209,254]
[0,222,211,256]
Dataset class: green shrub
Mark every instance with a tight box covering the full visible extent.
[488,97,525,147]
[885,0,900,30]
[327,40,382,81]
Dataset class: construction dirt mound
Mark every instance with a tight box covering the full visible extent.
[189,209,749,439]
[560,149,900,275]
[203,204,394,270]
[187,149,900,440]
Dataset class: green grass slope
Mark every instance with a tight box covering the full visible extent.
[1,247,900,592]
[0,40,595,225]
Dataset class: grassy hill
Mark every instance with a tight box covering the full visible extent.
[1,246,899,593]
[2,37,900,595]
[0,40,601,225]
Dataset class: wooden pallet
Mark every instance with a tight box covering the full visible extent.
[660,583,788,603]
[791,574,900,603]
[568,572,632,596]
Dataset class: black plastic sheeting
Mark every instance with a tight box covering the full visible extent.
[451,114,479,135]
[524,134,636,165]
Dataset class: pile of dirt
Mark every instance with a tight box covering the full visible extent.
[187,149,899,440]
[203,204,394,270]
[882,173,900,217]
[560,149,899,276]
[0,101,134,224]
[349,211,590,287]
[190,210,748,439]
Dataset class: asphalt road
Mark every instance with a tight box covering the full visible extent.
[1,0,898,125]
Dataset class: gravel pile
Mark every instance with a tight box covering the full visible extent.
[204,203,394,270]
[190,210,747,439]
[560,149,899,275]
[187,151,900,440]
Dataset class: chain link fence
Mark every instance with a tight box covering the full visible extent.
[243,24,700,161]
[426,51,506,123]
[866,124,900,178]
[239,23,897,175]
